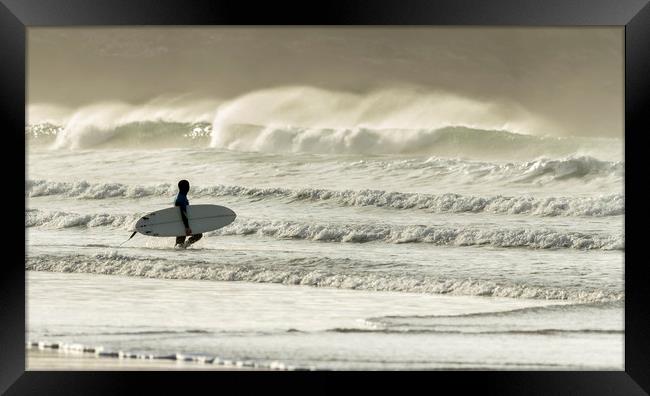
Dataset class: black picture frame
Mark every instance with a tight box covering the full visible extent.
[3,0,649,394]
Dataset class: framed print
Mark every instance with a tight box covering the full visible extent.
[2,0,649,394]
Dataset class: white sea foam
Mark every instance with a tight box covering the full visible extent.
[210,219,623,250]
[210,86,537,142]
[26,340,299,370]
[29,119,621,161]
[26,86,624,161]
[25,209,140,229]
[26,102,622,161]
[211,124,621,160]
[25,253,623,303]
[24,208,623,250]
[26,177,623,216]
[45,97,219,149]
[31,119,616,159]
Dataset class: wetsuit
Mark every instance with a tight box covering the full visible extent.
[174,192,202,247]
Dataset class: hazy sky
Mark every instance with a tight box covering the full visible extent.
[27,27,623,138]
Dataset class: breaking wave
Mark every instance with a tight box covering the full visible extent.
[210,219,623,250]
[27,87,623,160]
[27,177,623,217]
[28,120,621,161]
[211,124,620,160]
[27,121,211,148]
[25,253,623,303]
[28,97,219,149]
[25,209,623,250]
[25,209,140,230]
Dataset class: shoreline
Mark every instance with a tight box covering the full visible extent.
[27,347,272,371]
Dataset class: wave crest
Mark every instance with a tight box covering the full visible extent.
[211,219,623,250]
[26,253,623,303]
[27,178,623,217]
[25,209,623,250]
[211,124,620,160]
[27,121,212,148]
[26,122,621,161]
[25,209,139,229]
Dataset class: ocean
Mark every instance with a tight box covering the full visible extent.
[25,119,624,370]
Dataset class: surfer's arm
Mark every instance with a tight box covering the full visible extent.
[175,195,192,235]
[179,205,190,229]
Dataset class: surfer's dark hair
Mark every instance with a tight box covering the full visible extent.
[178,179,190,193]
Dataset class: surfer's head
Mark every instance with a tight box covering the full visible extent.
[178,179,190,194]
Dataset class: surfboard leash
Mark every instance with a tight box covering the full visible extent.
[118,231,138,247]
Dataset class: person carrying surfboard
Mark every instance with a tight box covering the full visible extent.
[122,182,235,248]
[175,179,203,248]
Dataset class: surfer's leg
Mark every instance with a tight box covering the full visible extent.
[186,233,203,246]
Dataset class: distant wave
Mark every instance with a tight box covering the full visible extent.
[374,301,622,320]
[211,124,621,160]
[27,177,624,217]
[27,121,211,148]
[354,302,624,334]
[27,120,621,161]
[326,328,622,335]
[25,253,623,303]
[25,209,623,250]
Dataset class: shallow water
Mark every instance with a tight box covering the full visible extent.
[27,271,622,370]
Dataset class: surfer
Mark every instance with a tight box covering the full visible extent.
[175,179,203,248]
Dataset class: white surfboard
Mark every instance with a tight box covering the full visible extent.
[134,204,236,237]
